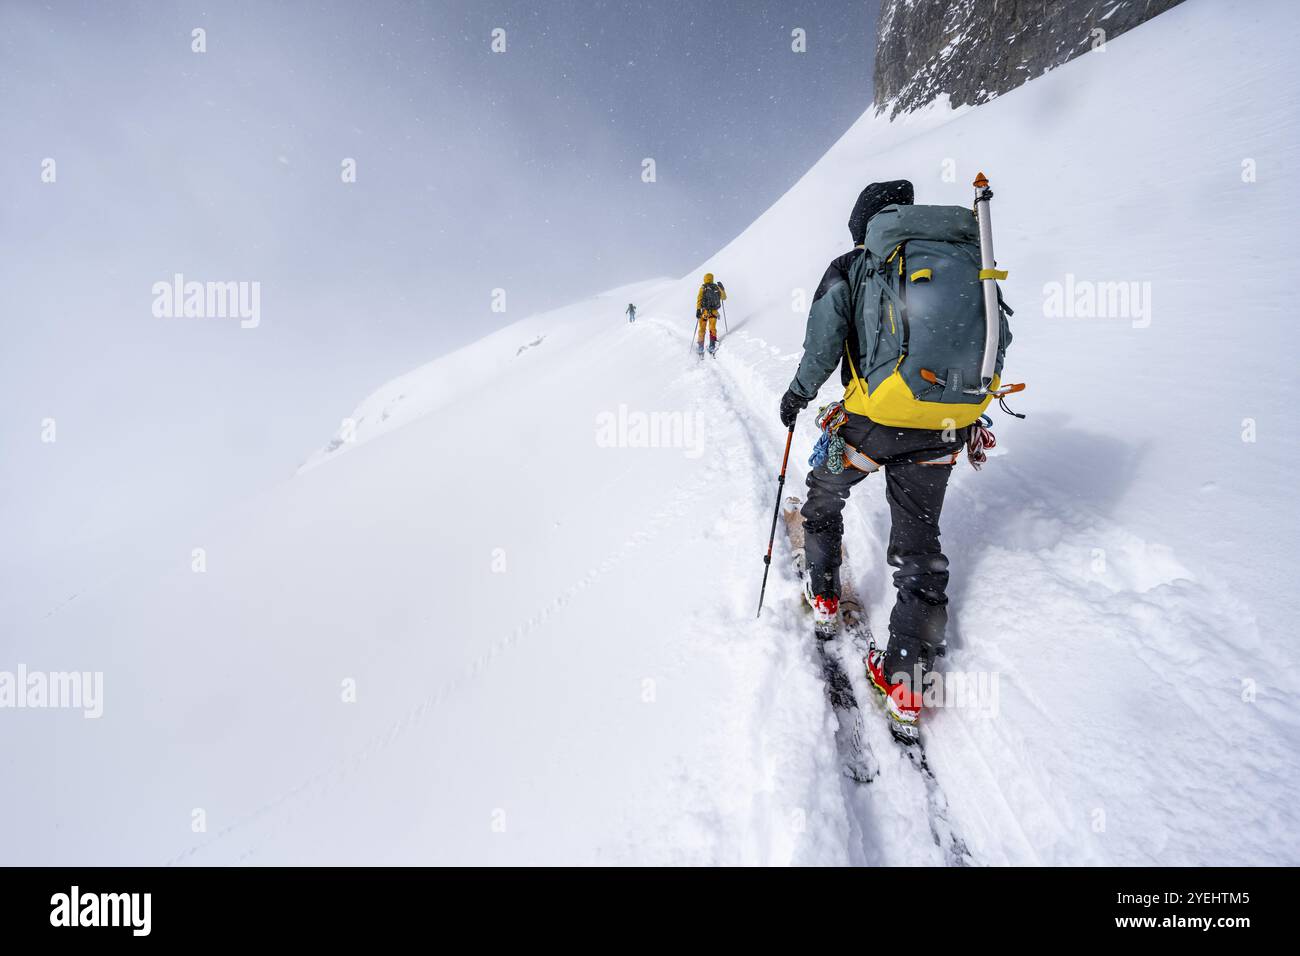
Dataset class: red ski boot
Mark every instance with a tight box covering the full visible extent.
[801,579,840,640]
[866,642,923,745]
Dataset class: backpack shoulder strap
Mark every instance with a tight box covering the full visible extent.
[844,343,867,396]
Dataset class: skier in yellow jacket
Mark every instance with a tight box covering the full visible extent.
[694,273,727,355]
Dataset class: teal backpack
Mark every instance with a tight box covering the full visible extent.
[843,204,1015,429]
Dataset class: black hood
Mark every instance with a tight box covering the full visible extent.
[848,180,914,245]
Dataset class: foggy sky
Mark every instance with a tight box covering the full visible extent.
[0,0,878,616]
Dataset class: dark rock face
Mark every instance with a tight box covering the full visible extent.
[873,0,1186,117]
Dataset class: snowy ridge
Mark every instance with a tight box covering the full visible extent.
[9,0,1297,865]
[299,276,675,470]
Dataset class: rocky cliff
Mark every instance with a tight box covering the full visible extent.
[873,0,1187,117]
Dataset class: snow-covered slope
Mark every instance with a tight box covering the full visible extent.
[8,0,1298,865]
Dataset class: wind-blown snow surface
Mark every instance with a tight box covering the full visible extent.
[8,0,1298,865]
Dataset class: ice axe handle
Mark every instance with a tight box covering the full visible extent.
[973,171,1000,390]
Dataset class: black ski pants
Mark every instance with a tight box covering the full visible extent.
[801,412,965,671]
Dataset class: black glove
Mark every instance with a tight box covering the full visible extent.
[780,389,809,429]
[695,309,702,319]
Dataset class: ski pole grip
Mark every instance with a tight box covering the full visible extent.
[775,426,794,471]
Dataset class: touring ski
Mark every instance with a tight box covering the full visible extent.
[782,496,877,784]
[781,497,972,863]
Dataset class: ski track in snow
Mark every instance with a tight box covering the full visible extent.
[639,316,977,866]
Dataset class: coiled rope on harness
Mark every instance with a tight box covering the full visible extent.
[966,415,997,470]
[808,401,849,474]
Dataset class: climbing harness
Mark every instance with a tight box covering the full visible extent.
[808,401,879,475]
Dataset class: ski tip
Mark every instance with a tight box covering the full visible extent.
[782,495,802,514]
[890,723,922,746]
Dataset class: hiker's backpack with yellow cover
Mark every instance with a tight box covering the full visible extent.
[843,204,1013,430]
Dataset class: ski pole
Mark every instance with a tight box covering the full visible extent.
[756,424,796,618]
[721,302,730,334]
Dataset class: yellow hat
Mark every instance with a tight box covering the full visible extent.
[703,272,714,283]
